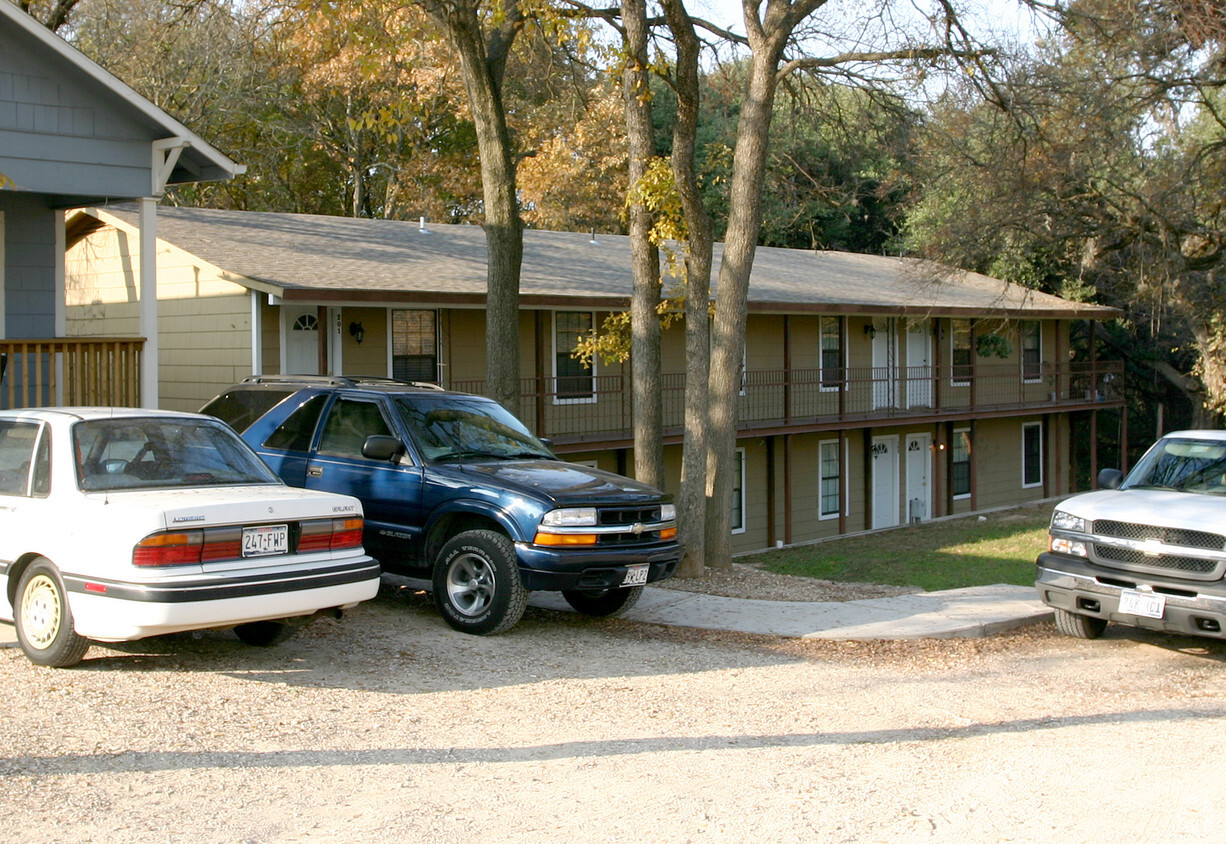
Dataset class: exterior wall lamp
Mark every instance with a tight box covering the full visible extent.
[863,324,876,339]
[349,321,365,344]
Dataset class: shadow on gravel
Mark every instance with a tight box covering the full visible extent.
[7,706,1226,778]
[50,578,811,691]
[1096,625,1226,662]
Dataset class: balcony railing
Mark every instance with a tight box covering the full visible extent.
[0,338,144,410]
[455,360,1124,446]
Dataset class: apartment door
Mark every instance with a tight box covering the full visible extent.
[871,319,897,410]
[905,433,931,523]
[285,306,321,375]
[871,435,900,529]
[905,320,933,408]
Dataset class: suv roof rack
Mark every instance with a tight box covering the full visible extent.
[240,374,446,391]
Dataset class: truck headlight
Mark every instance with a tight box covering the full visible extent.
[1050,510,1086,533]
[1050,536,1088,557]
[540,508,598,527]
[660,504,676,522]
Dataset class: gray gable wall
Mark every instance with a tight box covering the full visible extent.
[2,193,55,338]
[0,28,160,203]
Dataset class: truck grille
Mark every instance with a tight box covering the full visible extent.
[1092,520,1226,551]
[598,506,661,526]
[595,505,667,547]
[1093,544,1219,575]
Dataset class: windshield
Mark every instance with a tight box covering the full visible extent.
[1123,437,1226,495]
[75,417,280,491]
[393,395,554,462]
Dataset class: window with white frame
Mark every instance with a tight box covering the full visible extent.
[819,439,841,519]
[951,320,972,386]
[819,316,842,391]
[1021,320,1042,382]
[1022,422,1043,488]
[951,427,972,499]
[731,447,746,533]
[392,309,438,382]
[554,311,595,403]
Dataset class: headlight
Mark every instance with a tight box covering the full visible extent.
[539,507,598,528]
[1050,537,1088,557]
[660,503,676,521]
[1050,510,1086,533]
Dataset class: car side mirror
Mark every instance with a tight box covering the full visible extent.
[362,435,405,462]
[1097,468,1124,490]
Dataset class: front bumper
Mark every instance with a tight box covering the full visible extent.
[1036,552,1226,638]
[515,540,682,591]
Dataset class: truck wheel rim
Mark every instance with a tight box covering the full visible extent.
[21,574,61,650]
[445,553,495,617]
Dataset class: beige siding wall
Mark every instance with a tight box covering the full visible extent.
[65,226,254,411]
[339,307,387,376]
[446,309,486,384]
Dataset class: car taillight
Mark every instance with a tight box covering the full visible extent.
[298,518,365,553]
[133,531,203,566]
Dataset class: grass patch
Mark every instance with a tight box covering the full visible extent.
[741,502,1055,592]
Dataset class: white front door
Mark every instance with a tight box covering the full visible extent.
[871,319,897,410]
[871,435,900,529]
[905,320,932,408]
[284,306,321,375]
[905,433,931,523]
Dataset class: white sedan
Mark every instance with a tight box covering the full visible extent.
[0,408,381,667]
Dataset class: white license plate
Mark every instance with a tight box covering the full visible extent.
[242,524,289,558]
[1119,589,1165,619]
[622,564,649,587]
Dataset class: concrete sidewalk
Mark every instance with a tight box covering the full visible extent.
[532,583,1053,639]
[0,584,1053,650]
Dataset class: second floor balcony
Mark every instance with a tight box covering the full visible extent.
[458,359,1125,448]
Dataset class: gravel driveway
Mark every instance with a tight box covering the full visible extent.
[3,578,1225,843]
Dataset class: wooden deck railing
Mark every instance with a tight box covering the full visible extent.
[453,359,1125,446]
[0,338,144,409]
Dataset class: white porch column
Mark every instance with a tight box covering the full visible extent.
[250,290,263,376]
[139,196,158,408]
[54,209,66,405]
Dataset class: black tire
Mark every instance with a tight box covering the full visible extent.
[233,620,296,647]
[562,584,645,617]
[14,559,90,668]
[433,529,527,635]
[1054,608,1107,639]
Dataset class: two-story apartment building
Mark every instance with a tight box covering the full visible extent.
[63,204,1124,554]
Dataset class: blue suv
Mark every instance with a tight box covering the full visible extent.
[203,376,681,634]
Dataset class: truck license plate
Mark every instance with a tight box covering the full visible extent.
[242,524,289,557]
[621,564,649,587]
[1119,589,1165,619]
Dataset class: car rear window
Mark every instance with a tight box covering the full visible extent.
[75,417,279,491]
[202,389,295,433]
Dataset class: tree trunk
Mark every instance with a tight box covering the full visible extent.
[705,9,795,569]
[419,0,523,417]
[663,0,714,578]
[623,0,664,489]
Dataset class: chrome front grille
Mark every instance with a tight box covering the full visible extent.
[1092,519,1225,551]
[1093,544,1219,575]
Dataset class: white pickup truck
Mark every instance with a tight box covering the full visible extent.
[1037,430,1226,640]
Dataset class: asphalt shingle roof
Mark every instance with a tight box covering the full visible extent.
[88,205,1119,319]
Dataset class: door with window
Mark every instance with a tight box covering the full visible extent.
[905,434,931,522]
[285,307,321,375]
[304,396,425,561]
[871,435,900,529]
